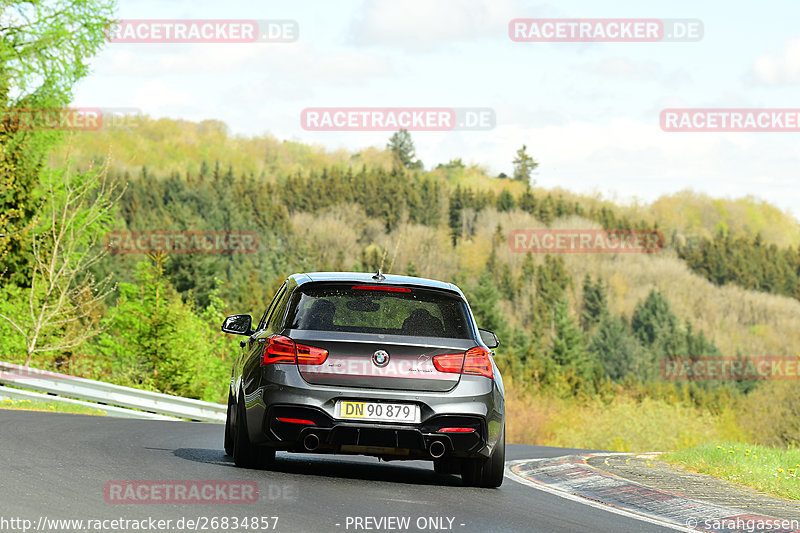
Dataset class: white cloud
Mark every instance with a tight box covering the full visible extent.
[91,42,395,86]
[749,39,800,85]
[590,58,659,79]
[584,58,691,91]
[132,79,196,113]
[405,118,800,217]
[348,0,526,51]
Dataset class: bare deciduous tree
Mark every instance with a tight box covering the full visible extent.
[0,152,124,366]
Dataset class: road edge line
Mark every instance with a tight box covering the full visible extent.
[504,459,697,532]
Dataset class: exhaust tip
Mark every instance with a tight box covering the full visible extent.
[303,433,320,452]
[429,440,446,459]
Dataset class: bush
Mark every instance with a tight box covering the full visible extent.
[738,381,800,447]
[544,394,745,452]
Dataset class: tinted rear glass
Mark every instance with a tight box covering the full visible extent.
[285,284,472,339]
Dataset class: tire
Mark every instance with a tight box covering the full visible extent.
[461,425,505,488]
[224,393,234,456]
[232,393,275,469]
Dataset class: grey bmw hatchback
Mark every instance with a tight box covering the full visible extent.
[221,271,505,488]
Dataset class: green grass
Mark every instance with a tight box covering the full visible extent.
[663,442,800,500]
[541,395,745,453]
[0,397,108,416]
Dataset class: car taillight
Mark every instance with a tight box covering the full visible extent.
[262,335,328,366]
[432,353,464,373]
[351,285,411,292]
[263,335,296,364]
[463,346,493,379]
[433,346,493,379]
[438,427,475,433]
[296,343,329,365]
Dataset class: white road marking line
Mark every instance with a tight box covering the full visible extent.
[504,459,697,533]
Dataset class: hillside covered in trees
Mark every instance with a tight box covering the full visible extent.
[5,117,800,450]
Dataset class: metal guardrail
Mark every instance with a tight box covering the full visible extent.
[0,385,176,420]
[0,361,226,423]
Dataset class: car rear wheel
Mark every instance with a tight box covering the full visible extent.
[233,393,275,469]
[224,393,234,456]
[461,425,505,488]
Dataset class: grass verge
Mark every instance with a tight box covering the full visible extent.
[663,442,800,500]
[0,397,108,416]
[504,382,745,452]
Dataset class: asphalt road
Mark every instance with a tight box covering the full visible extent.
[0,410,676,533]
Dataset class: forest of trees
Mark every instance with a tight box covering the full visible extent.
[0,156,744,406]
[678,231,800,300]
[4,114,800,444]
[3,0,800,449]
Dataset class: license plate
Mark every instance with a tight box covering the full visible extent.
[336,401,419,423]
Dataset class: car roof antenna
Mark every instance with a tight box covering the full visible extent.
[372,269,386,282]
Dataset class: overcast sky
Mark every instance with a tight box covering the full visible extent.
[73,0,800,218]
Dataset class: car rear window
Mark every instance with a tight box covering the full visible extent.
[285,283,472,339]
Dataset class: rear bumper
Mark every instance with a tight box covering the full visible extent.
[239,364,504,459]
[266,404,487,459]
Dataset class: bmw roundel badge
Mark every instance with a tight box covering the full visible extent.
[372,349,390,367]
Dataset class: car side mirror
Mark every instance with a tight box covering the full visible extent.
[478,328,499,349]
[221,314,253,336]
